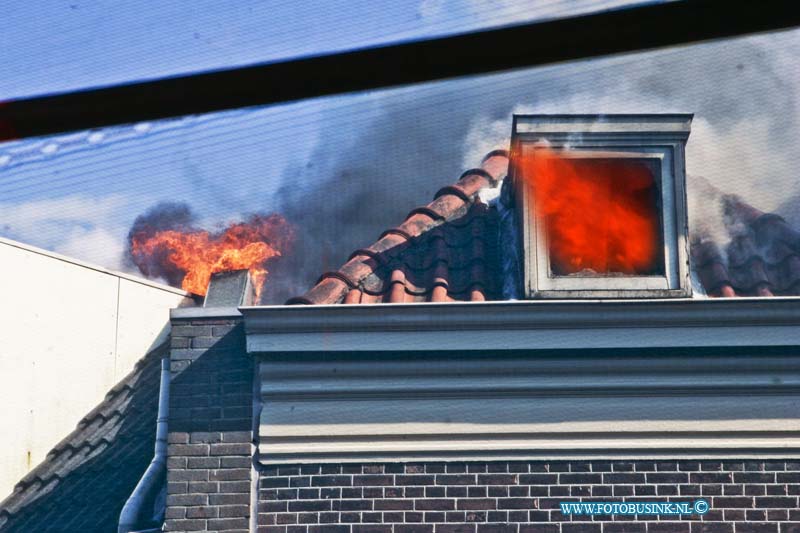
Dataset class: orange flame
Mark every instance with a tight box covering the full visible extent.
[519,149,661,275]
[129,214,294,301]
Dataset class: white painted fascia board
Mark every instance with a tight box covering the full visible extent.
[241,298,800,354]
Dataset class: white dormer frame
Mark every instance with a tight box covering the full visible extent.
[510,114,693,299]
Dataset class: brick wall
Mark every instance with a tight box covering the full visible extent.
[157,316,800,533]
[164,316,254,533]
[257,460,800,533]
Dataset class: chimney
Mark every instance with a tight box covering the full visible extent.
[203,269,256,307]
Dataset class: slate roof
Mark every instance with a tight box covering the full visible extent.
[0,343,165,533]
[289,152,800,304]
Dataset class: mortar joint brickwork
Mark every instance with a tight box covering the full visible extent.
[165,316,254,533]
[256,460,800,533]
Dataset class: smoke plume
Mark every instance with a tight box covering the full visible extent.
[120,30,799,302]
[274,30,800,297]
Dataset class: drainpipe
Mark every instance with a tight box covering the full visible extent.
[118,358,170,533]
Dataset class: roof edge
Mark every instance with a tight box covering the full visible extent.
[0,236,191,296]
[242,297,800,354]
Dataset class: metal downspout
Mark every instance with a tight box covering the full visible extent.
[118,358,170,533]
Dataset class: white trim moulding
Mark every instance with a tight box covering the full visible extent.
[242,298,800,354]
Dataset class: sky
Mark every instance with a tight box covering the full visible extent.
[1,1,799,301]
[0,0,645,99]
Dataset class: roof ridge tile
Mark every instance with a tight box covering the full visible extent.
[405,206,447,222]
[288,151,508,304]
[434,184,471,202]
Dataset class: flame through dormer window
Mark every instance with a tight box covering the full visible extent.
[510,114,692,298]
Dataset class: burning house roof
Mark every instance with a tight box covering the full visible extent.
[117,114,800,304]
[290,150,800,304]
[3,143,800,532]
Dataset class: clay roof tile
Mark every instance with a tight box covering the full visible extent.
[288,151,508,305]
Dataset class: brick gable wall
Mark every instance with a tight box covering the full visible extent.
[156,314,800,533]
[256,460,800,533]
[164,317,254,533]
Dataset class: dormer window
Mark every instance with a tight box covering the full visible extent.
[510,114,692,298]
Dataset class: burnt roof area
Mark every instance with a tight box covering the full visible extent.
[291,151,800,304]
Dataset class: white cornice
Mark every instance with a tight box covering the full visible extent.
[256,345,800,463]
[241,298,800,354]
[250,299,800,462]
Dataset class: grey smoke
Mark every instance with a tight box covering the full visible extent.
[275,29,800,299]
